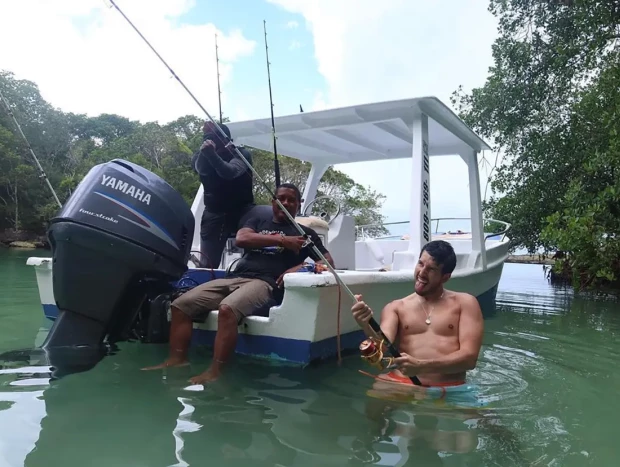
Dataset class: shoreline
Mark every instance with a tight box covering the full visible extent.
[2,245,557,267]
[0,229,49,250]
[0,228,559,267]
[506,254,554,265]
[2,234,558,266]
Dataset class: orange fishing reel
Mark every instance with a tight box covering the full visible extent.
[359,337,394,370]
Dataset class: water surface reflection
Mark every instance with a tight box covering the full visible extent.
[0,264,619,466]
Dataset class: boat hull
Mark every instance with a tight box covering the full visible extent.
[26,252,505,366]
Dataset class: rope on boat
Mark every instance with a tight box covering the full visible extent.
[337,283,342,365]
[107,0,419,384]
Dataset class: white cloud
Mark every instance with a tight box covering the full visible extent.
[268,0,499,224]
[0,0,256,125]
[233,107,251,122]
[288,40,302,51]
[311,91,327,111]
[1,0,501,229]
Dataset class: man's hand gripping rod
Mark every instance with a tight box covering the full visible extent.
[108,0,421,385]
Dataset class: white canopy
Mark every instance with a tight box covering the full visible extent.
[227,96,491,165]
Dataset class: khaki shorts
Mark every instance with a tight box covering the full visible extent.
[172,277,273,323]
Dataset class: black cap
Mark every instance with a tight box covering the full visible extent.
[204,121,231,140]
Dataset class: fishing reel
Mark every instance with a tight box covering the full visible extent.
[297,262,328,273]
[359,337,394,370]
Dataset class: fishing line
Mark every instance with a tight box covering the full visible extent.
[0,88,62,208]
[262,20,281,188]
[106,0,420,385]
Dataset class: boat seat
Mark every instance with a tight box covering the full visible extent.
[190,204,288,321]
[247,297,278,318]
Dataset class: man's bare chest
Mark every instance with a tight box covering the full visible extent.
[398,304,461,337]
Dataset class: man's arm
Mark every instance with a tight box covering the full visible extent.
[355,298,400,344]
[194,144,251,180]
[275,230,334,286]
[235,227,283,249]
[396,294,484,374]
[319,251,335,268]
[208,146,251,179]
[235,221,306,251]
[191,150,202,175]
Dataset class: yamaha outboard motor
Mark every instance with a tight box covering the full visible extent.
[42,159,194,371]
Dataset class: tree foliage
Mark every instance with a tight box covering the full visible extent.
[540,62,620,288]
[452,0,620,288]
[0,70,387,240]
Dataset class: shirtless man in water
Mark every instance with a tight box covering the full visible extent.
[351,240,484,387]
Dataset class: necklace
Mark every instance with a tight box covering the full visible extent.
[418,292,444,325]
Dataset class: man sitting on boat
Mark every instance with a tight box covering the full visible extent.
[143,183,335,384]
[351,240,484,391]
[194,120,257,269]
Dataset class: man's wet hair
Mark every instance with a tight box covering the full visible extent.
[276,183,302,202]
[420,240,457,275]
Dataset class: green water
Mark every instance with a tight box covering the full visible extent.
[1,248,619,466]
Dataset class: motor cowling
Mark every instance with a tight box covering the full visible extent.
[42,159,194,360]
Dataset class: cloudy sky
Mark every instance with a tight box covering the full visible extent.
[1,0,499,232]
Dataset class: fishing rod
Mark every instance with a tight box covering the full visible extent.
[0,88,62,208]
[263,20,281,188]
[107,0,420,385]
[214,33,223,123]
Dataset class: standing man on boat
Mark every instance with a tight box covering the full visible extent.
[193,120,257,269]
[143,183,335,384]
[351,240,484,389]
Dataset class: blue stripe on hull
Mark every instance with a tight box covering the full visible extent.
[40,279,499,365]
[44,304,59,321]
[191,328,368,365]
[40,268,228,323]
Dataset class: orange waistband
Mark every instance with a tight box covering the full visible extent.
[360,370,466,388]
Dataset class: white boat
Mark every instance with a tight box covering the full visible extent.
[26,96,511,366]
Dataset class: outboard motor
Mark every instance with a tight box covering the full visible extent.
[42,159,194,368]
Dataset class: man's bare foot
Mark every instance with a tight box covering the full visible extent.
[141,358,189,370]
[189,370,219,385]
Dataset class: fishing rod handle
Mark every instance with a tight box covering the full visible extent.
[303,244,420,384]
[299,241,421,384]
[367,316,421,385]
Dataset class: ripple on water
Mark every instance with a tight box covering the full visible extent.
[497,292,571,316]
[471,346,531,409]
[0,261,618,466]
[0,362,50,467]
[0,365,52,393]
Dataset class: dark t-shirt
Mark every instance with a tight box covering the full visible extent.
[227,215,329,289]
